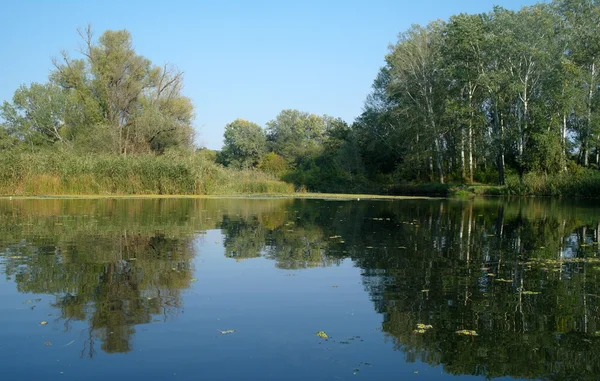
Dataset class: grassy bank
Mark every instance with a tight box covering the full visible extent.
[385,170,600,198]
[0,150,293,196]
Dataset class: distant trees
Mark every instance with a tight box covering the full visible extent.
[220,110,363,191]
[1,25,194,154]
[219,119,267,168]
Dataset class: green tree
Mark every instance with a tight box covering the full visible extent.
[51,26,194,154]
[266,109,326,165]
[385,22,449,183]
[219,119,267,168]
[0,83,68,148]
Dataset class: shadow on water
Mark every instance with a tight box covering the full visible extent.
[1,197,600,379]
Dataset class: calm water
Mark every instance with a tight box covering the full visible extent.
[1,197,600,380]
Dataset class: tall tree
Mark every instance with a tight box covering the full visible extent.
[51,26,194,154]
[385,21,448,183]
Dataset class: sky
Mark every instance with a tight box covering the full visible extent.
[0,0,543,150]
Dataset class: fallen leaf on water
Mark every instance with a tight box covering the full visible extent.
[416,323,433,330]
[39,321,48,325]
[316,331,329,339]
[191,278,198,282]
[44,341,52,346]
[456,329,478,336]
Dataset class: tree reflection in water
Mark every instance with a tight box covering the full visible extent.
[1,197,600,379]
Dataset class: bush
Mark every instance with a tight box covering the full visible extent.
[0,149,293,196]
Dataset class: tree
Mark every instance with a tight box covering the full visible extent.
[51,25,194,154]
[385,22,449,183]
[443,13,487,182]
[266,109,327,165]
[0,83,68,148]
[556,0,600,167]
[219,119,267,168]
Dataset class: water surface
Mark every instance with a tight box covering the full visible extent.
[1,197,600,380]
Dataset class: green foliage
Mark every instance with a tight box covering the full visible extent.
[504,169,600,197]
[258,152,289,176]
[351,0,600,190]
[1,26,194,155]
[0,83,68,146]
[219,119,267,168]
[266,109,327,165]
[0,149,293,196]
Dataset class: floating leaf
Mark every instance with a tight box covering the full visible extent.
[316,331,329,339]
[416,323,433,330]
[413,329,426,334]
[39,321,48,325]
[456,329,478,336]
[44,341,52,346]
[191,278,198,282]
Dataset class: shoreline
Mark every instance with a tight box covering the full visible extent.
[0,193,434,201]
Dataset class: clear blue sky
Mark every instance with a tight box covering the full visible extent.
[0,0,542,150]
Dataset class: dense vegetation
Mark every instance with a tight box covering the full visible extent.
[216,0,600,196]
[2,0,600,196]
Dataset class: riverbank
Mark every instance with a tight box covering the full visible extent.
[2,150,599,198]
[0,150,293,196]
[387,170,600,198]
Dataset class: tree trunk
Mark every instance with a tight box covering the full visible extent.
[468,85,474,183]
[461,126,466,182]
[585,62,596,167]
[562,113,568,172]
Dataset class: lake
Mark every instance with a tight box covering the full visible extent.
[1,197,599,380]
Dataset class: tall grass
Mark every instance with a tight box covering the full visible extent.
[501,169,600,198]
[0,149,294,196]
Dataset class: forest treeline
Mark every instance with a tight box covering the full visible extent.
[2,0,600,196]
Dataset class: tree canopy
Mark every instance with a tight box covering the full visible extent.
[1,26,194,155]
